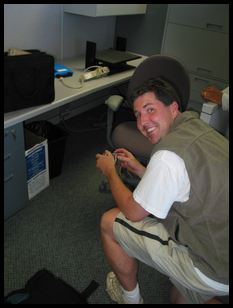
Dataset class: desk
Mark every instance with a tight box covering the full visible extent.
[4,56,145,129]
[4,55,146,220]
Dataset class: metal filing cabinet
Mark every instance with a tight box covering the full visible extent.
[161,4,229,112]
[4,123,28,220]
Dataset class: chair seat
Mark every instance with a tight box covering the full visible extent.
[111,121,153,163]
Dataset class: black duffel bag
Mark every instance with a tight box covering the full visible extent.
[4,269,99,304]
[4,49,55,113]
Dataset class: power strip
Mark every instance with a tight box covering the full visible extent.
[83,66,110,81]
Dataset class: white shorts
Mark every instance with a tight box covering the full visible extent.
[113,212,228,304]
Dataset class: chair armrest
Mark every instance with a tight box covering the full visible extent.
[105,95,124,149]
[105,95,124,112]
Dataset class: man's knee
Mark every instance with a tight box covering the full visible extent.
[100,208,120,234]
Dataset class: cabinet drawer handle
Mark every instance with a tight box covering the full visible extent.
[11,128,16,139]
[4,153,12,161]
[4,129,16,139]
[194,77,209,84]
[4,174,14,183]
[206,23,223,31]
[196,67,212,74]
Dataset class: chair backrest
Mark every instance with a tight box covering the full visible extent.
[127,54,190,112]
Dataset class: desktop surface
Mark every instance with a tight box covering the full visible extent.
[4,54,146,129]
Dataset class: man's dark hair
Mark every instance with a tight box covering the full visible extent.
[129,77,182,111]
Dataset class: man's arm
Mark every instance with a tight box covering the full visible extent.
[96,150,149,221]
[108,168,149,221]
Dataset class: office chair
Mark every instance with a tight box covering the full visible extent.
[104,54,190,188]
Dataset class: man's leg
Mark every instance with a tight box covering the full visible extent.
[170,285,187,304]
[100,207,138,291]
[170,279,225,304]
[169,286,223,304]
[101,210,227,304]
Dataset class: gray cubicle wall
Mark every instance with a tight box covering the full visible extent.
[4,4,62,59]
[4,4,167,61]
[115,4,168,56]
[62,12,116,59]
[4,4,116,60]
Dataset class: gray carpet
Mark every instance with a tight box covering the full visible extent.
[4,108,171,304]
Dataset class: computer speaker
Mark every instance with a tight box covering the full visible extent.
[116,37,127,52]
[85,41,96,68]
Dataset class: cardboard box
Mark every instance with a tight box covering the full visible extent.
[25,129,49,200]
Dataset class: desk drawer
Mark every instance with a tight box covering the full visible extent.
[4,123,28,220]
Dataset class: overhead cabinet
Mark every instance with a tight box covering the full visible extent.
[63,4,147,17]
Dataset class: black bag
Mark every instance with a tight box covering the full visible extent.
[4,269,99,304]
[4,49,55,113]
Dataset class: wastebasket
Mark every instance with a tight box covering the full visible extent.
[25,121,68,179]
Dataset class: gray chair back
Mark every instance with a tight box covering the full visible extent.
[127,54,190,111]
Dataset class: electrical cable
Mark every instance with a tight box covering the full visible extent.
[58,65,108,89]
[58,74,84,89]
[83,65,102,72]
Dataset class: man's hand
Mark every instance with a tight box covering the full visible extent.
[96,149,149,221]
[114,148,146,178]
[96,150,116,177]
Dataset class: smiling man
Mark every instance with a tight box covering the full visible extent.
[96,77,229,304]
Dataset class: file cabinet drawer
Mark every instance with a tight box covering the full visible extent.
[167,4,229,33]
[4,123,28,220]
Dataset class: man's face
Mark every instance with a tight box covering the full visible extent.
[133,91,179,144]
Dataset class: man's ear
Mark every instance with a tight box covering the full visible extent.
[170,101,180,118]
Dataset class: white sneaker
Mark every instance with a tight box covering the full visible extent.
[106,272,144,304]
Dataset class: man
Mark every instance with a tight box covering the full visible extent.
[96,77,229,304]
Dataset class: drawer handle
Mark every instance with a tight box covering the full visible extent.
[194,77,209,84]
[196,67,212,74]
[11,128,16,139]
[4,129,16,139]
[4,153,12,161]
[206,23,223,31]
[4,174,14,183]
